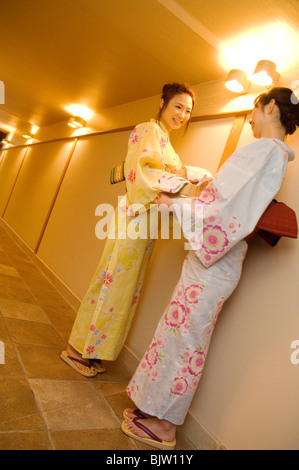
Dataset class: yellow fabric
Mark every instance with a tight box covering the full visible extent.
[68,120,183,361]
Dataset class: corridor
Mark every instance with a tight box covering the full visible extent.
[0,219,194,450]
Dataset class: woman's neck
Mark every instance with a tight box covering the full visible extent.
[260,124,286,141]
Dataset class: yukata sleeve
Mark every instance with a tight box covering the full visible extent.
[185,165,213,182]
[173,139,289,267]
[125,123,183,207]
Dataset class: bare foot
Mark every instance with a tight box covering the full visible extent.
[125,416,176,443]
[66,344,96,376]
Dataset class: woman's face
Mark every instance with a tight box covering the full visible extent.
[160,93,193,133]
[249,100,267,138]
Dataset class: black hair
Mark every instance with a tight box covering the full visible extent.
[156,82,195,130]
[255,87,299,135]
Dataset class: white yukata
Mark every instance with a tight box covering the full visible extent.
[127,138,295,425]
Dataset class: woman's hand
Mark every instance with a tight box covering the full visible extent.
[165,164,187,178]
[173,167,187,178]
[154,192,173,208]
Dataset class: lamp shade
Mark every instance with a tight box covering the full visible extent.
[68,116,87,128]
[251,60,277,86]
[225,69,250,93]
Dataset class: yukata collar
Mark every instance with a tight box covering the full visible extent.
[150,119,169,137]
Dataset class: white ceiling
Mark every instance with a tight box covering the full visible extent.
[0,0,298,137]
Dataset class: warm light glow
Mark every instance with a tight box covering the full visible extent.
[225,69,250,93]
[67,116,87,129]
[64,104,94,121]
[251,71,272,86]
[23,132,33,139]
[251,60,277,86]
[220,21,299,75]
[225,80,244,93]
[31,125,39,135]
[67,120,78,129]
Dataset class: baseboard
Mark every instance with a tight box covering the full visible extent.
[0,217,81,311]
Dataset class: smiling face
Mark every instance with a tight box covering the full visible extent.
[160,93,193,133]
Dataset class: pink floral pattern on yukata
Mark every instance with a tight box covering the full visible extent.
[196,189,215,205]
[203,225,229,255]
[170,346,206,396]
[159,135,167,150]
[129,127,139,145]
[200,205,242,264]
[162,281,204,335]
[136,336,167,381]
[127,169,136,184]
[185,284,203,304]
[103,272,114,286]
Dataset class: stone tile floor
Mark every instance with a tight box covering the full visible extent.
[0,222,195,450]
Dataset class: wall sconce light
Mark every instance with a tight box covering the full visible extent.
[23,131,33,140]
[251,60,277,86]
[225,69,250,94]
[68,116,87,129]
[225,59,279,93]
[1,138,11,145]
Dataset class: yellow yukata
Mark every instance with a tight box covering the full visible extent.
[68,120,184,361]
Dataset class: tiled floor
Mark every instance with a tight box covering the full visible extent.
[0,222,195,450]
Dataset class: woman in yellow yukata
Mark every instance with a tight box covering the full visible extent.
[61,82,211,377]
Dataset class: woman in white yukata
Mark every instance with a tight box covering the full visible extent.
[121,87,299,450]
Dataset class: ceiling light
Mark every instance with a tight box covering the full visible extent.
[225,69,250,93]
[251,60,277,86]
[68,116,87,129]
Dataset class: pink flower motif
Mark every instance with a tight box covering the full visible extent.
[129,128,139,144]
[159,136,167,149]
[85,345,95,356]
[188,350,205,376]
[156,337,167,349]
[90,324,96,332]
[103,272,114,286]
[197,190,215,205]
[203,225,229,254]
[127,169,136,184]
[90,298,96,305]
[165,301,186,328]
[185,284,203,304]
[127,380,139,398]
[171,377,188,396]
[109,307,114,313]
[145,343,159,367]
